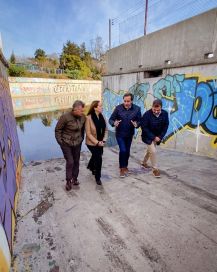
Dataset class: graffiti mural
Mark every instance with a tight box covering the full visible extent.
[9,77,102,117]
[103,74,217,157]
[103,82,150,129]
[12,92,101,117]
[0,55,22,272]
[9,77,102,97]
[154,75,217,149]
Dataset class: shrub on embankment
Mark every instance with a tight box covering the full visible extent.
[8,37,106,80]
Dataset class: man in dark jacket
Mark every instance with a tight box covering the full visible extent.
[141,99,169,178]
[55,100,86,190]
[109,93,141,178]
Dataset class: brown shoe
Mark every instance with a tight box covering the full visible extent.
[153,168,160,178]
[124,168,132,175]
[120,168,125,178]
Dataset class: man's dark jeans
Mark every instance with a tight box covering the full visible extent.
[87,145,103,181]
[60,143,81,181]
[116,136,133,168]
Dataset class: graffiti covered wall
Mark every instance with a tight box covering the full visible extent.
[9,77,102,117]
[0,54,22,271]
[103,65,217,158]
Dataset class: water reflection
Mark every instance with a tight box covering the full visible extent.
[16,109,117,162]
[16,110,66,132]
[16,109,71,162]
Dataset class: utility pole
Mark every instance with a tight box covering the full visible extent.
[109,19,111,50]
[144,0,149,35]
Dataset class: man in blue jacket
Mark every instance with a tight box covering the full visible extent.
[109,93,141,178]
[141,99,169,178]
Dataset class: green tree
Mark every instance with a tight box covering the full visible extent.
[91,67,102,80]
[8,65,26,77]
[83,51,92,68]
[62,41,80,56]
[63,54,91,79]
[66,69,82,79]
[59,39,104,79]
[78,42,93,68]
[10,51,16,64]
[34,48,46,59]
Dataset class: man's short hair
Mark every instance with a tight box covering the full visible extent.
[152,99,162,107]
[123,93,134,101]
[72,100,85,110]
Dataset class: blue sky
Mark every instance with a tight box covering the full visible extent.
[0,0,134,58]
[0,0,216,59]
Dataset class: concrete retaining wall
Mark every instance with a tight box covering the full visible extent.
[0,53,22,271]
[103,64,217,158]
[103,9,217,158]
[9,77,102,117]
[107,8,217,74]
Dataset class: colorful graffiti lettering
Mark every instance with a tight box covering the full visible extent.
[103,74,217,155]
[9,77,102,97]
[157,76,217,146]
[103,82,149,127]
[103,82,150,141]
[153,74,185,99]
[0,59,22,271]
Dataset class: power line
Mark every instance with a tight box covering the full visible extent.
[115,9,145,25]
[111,0,217,47]
[148,0,214,25]
[112,0,144,22]
[112,0,144,19]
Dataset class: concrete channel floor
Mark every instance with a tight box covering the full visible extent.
[11,142,217,272]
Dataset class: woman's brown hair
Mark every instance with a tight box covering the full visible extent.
[87,100,100,115]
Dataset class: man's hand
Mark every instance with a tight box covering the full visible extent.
[114,120,122,127]
[131,120,137,128]
[154,136,161,143]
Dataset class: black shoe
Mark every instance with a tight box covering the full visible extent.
[96,179,102,185]
[65,180,72,191]
[73,179,80,186]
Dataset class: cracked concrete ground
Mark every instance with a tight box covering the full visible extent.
[11,143,217,272]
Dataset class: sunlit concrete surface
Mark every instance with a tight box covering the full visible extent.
[11,143,217,272]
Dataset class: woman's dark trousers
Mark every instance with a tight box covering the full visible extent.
[87,145,103,181]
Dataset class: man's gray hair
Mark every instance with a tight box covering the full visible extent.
[72,100,85,110]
